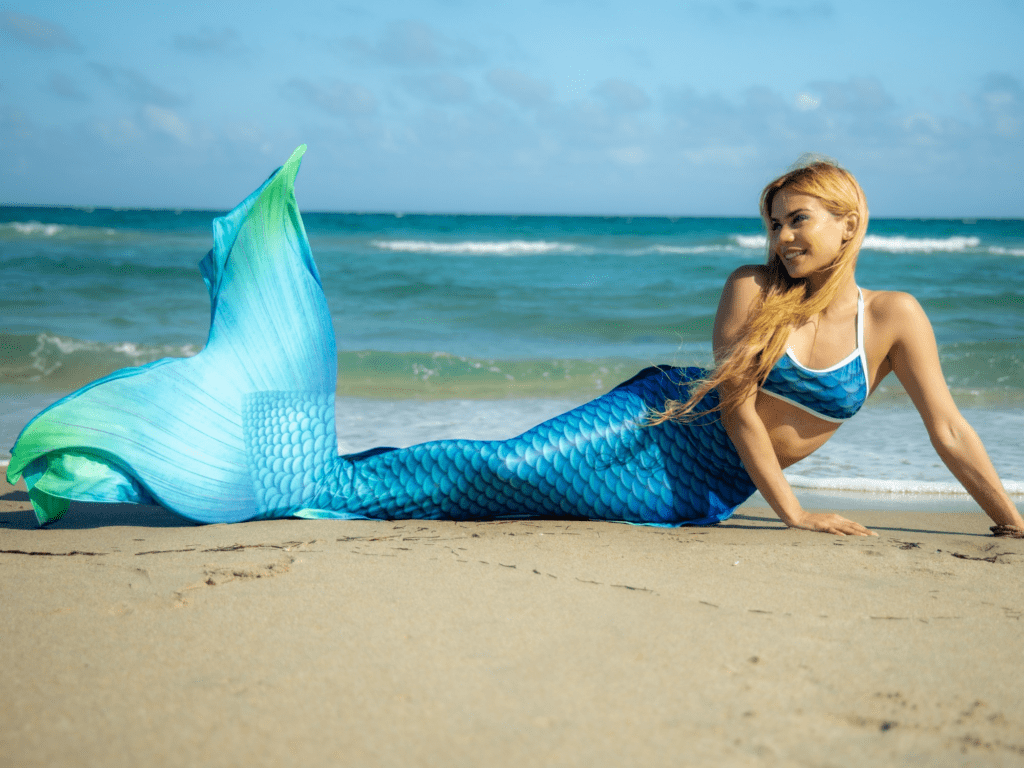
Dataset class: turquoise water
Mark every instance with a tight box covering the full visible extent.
[3,206,1022,503]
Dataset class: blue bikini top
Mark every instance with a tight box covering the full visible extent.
[760,289,869,423]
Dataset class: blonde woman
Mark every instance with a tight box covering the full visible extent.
[663,159,1024,536]
[9,149,1024,535]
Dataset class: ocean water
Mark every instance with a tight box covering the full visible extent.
[3,206,1022,511]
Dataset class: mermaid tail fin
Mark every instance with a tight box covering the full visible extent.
[6,146,338,525]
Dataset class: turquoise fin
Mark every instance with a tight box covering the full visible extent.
[6,146,337,525]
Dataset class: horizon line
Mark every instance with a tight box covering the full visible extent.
[1,202,1020,222]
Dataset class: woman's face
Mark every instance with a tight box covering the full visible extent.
[768,190,853,280]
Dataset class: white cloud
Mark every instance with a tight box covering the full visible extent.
[0,11,79,50]
[608,146,648,165]
[287,78,378,116]
[48,72,89,101]
[402,72,474,104]
[806,77,894,112]
[173,27,246,56]
[95,118,144,146]
[977,73,1022,138]
[794,92,820,111]
[487,69,551,109]
[337,21,482,68]
[142,105,191,143]
[594,79,651,112]
[380,21,450,66]
[90,63,186,107]
[223,122,273,155]
[902,112,945,145]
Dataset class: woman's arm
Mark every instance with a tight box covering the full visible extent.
[883,292,1024,530]
[713,267,875,535]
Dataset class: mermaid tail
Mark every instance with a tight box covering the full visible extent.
[7,146,337,524]
[8,148,756,527]
[293,366,755,526]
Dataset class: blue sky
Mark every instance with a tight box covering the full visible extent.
[2,1,1022,216]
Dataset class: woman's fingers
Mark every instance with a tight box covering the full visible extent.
[828,514,876,536]
[839,522,877,536]
[793,512,877,536]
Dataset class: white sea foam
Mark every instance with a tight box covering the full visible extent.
[29,334,197,360]
[862,235,981,253]
[650,245,732,255]
[371,239,582,256]
[785,475,1024,496]
[729,233,993,255]
[2,221,119,238]
[13,334,199,382]
[733,234,767,250]
[11,221,64,237]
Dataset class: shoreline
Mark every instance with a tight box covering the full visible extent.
[2,475,1023,765]
[739,489,1002,515]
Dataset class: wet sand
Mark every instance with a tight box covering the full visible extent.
[2,476,1022,766]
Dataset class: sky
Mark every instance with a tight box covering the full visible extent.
[1,0,1022,216]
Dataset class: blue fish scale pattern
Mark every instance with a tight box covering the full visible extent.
[242,390,353,520]
[245,366,756,526]
[761,353,867,421]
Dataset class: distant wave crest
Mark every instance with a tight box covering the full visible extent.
[372,239,583,256]
[862,235,981,253]
[1,221,118,239]
[11,222,64,237]
[1,333,198,385]
[732,234,767,250]
[651,244,734,255]
[729,233,1005,255]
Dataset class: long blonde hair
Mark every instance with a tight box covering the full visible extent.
[654,158,869,422]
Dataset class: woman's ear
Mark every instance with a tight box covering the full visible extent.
[842,212,859,241]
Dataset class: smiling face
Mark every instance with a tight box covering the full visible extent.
[769,190,856,282]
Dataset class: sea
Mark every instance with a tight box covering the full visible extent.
[2,206,1022,513]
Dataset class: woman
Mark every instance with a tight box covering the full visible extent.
[8,148,1023,536]
[678,160,1024,536]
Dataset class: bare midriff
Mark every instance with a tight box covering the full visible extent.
[754,391,843,469]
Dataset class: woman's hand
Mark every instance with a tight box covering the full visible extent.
[786,511,877,536]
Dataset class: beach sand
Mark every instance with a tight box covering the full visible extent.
[2,474,1022,767]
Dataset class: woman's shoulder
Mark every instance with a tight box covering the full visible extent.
[719,265,769,310]
[727,264,769,283]
[862,288,926,321]
[723,264,770,295]
[862,288,933,347]
[714,266,771,340]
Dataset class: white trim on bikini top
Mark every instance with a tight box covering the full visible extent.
[759,288,869,423]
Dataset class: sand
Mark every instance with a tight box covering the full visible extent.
[2,474,1022,767]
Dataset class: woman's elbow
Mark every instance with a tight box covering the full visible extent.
[720,402,763,439]
[927,415,974,456]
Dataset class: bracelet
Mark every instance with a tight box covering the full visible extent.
[990,525,1024,538]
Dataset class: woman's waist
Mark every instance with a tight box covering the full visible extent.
[755,391,842,466]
